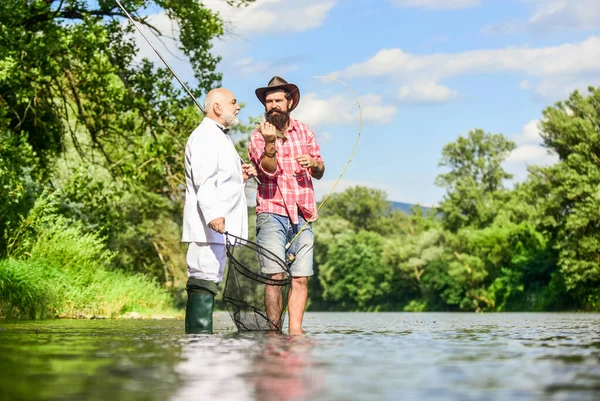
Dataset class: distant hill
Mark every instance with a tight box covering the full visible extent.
[390,201,434,215]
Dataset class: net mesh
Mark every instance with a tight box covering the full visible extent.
[223,233,292,332]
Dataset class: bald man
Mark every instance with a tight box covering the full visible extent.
[182,88,257,333]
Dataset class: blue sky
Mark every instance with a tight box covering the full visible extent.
[136,0,600,206]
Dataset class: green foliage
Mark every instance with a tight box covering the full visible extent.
[528,87,600,309]
[383,229,447,311]
[0,197,175,320]
[436,129,516,232]
[0,128,40,255]
[319,230,393,310]
[321,186,391,232]
[0,0,258,291]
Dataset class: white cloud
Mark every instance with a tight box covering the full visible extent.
[519,80,531,89]
[360,94,398,123]
[527,0,600,32]
[230,56,298,76]
[203,0,336,36]
[294,93,397,127]
[232,57,270,75]
[485,0,600,35]
[513,119,542,144]
[335,35,600,100]
[507,145,550,163]
[340,36,600,80]
[389,0,480,10]
[533,77,594,100]
[397,81,457,103]
[505,119,558,182]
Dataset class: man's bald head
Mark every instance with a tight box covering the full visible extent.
[204,88,240,128]
[204,88,231,112]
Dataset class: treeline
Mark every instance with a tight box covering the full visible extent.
[309,88,600,312]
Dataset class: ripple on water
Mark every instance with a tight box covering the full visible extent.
[1,312,599,401]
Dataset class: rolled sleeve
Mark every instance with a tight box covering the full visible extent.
[248,129,278,178]
[307,130,324,175]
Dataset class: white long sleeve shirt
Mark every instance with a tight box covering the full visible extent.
[182,117,248,244]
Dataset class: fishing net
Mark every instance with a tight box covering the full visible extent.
[223,233,292,332]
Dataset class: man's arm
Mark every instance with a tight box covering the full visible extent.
[297,126,325,179]
[254,121,279,174]
[295,154,325,179]
[249,131,278,178]
[310,161,325,179]
[261,142,277,173]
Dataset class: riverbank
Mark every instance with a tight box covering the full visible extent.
[0,256,180,320]
[0,203,180,321]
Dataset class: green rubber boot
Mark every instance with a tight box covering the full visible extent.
[185,278,218,334]
[185,292,214,334]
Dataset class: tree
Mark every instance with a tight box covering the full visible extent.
[0,0,253,281]
[528,86,600,309]
[320,186,391,232]
[319,230,392,310]
[436,129,516,232]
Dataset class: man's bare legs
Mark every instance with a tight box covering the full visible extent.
[288,276,308,335]
[265,275,308,334]
[265,273,283,330]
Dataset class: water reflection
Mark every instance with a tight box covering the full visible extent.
[251,334,321,401]
[173,335,255,400]
[172,332,321,401]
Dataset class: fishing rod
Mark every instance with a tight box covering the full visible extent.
[113,0,260,184]
[285,76,363,250]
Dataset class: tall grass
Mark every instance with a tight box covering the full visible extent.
[0,197,178,320]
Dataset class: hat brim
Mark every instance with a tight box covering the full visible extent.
[255,83,300,111]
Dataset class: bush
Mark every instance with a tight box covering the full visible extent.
[0,197,177,320]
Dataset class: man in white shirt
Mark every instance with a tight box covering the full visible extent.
[182,88,256,333]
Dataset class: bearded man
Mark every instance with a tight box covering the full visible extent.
[248,76,325,334]
[182,88,256,333]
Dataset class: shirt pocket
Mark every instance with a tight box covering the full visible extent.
[295,171,310,188]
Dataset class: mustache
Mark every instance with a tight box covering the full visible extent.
[266,109,285,116]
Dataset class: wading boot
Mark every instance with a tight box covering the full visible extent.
[185,278,218,334]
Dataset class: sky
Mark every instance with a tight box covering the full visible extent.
[133,0,600,206]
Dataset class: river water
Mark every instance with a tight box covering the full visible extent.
[1,312,599,401]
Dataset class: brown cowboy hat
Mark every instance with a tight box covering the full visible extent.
[255,76,300,111]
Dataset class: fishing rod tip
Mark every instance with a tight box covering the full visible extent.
[313,75,336,81]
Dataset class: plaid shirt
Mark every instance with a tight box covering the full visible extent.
[248,118,323,224]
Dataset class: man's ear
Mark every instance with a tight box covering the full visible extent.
[288,99,294,110]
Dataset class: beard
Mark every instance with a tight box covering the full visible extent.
[265,109,290,131]
[222,109,240,128]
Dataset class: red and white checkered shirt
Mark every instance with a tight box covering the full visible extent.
[248,118,323,224]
